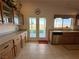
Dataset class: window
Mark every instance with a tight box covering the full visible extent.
[54,18,62,28]
[54,18,72,29]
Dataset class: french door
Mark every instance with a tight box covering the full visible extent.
[29,17,46,41]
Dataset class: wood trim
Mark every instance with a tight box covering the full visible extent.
[0,0,4,23]
[54,15,76,18]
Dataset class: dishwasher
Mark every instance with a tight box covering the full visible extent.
[52,32,63,44]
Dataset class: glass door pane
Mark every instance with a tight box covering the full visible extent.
[39,18,46,38]
[29,17,36,38]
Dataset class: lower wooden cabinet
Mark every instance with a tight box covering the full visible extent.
[0,55,2,59]
[1,48,14,59]
[0,40,14,59]
[0,31,27,59]
[51,32,79,44]
[60,37,75,44]
[74,37,79,44]
[13,38,21,56]
[20,33,27,48]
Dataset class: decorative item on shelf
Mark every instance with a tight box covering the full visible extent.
[2,0,13,8]
[12,0,17,6]
[35,8,41,15]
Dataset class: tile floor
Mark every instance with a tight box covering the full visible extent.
[15,43,79,59]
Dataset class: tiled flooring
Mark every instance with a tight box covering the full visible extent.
[15,43,79,59]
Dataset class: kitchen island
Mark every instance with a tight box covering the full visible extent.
[49,30,79,44]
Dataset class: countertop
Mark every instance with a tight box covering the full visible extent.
[0,31,27,45]
[50,30,79,32]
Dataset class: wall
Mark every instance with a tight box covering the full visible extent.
[21,2,78,39]
[0,24,18,36]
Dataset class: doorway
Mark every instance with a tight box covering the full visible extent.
[28,17,47,42]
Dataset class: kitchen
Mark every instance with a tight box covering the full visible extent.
[0,0,79,59]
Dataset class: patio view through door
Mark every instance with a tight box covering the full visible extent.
[29,17,46,41]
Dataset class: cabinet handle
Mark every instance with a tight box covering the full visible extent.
[3,45,9,49]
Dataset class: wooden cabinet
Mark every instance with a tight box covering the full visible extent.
[20,33,26,48]
[0,40,14,59]
[60,37,75,44]
[1,0,13,24]
[13,32,27,56]
[0,1,3,24]
[13,36,21,56]
[0,0,24,24]
[51,32,79,44]
[0,31,27,59]
[13,9,19,25]
[62,32,79,44]
[18,13,24,25]
[0,55,2,59]
[61,33,75,44]
[1,49,14,59]
[13,9,24,25]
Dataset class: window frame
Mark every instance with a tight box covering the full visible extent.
[54,17,73,30]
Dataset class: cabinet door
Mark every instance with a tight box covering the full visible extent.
[75,37,79,44]
[61,37,75,44]
[16,41,21,56]
[20,35,25,48]
[0,55,2,59]
[1,49,14,59]
[0,3,3,24]
[19,13,24,25]
[25,33,27,43]
[14,38,21,56]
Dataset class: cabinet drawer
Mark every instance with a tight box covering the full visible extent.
[14,38,21,45]
[0,40,13,53]
[21,33,26,39]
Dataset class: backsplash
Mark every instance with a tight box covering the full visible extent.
[0,24,18,36]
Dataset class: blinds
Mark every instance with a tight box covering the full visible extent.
[54,15,75,19]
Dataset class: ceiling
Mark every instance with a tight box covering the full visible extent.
[22,0,79,10]
[22,0,79,3]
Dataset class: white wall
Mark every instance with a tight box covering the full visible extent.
[21,2,78,39]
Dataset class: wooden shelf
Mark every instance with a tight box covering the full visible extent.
[3,10,10,14]
[2,1,12,10]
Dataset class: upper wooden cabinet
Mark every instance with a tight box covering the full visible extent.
[0,0,14,24]
[13,9,19,25]
[0,0,24,25]
[18,13,24,25]
[13,9,24,25]
[0,3,2,24]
